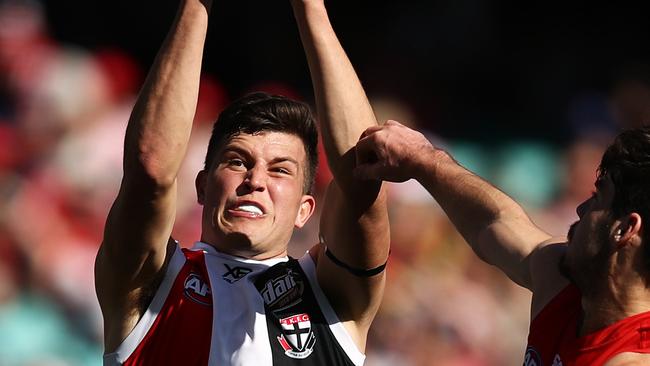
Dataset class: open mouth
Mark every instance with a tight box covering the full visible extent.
[234,204,263,215]
[227,201,266,218]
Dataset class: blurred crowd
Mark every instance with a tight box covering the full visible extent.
[2,1,650,365]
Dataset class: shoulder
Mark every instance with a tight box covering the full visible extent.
[528,238,571,319]
[604,352,650,366]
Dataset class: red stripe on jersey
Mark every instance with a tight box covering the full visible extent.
[123,249,213,365]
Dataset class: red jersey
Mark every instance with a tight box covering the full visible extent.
[524,284,650,366]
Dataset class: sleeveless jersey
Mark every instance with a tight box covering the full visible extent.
[524,284,650,366]
[103,242,364,366]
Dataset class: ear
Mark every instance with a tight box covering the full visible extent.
[613,212,642,248]
[195,170,207,205]
[294,194,316,228]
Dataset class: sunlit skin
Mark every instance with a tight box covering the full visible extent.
[195,131,316,260]
[559,173,650,340]
[562,176,615,286]
[561,175,622,294]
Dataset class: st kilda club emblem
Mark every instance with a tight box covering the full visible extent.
[277,313,316,359]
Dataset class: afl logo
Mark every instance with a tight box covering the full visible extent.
[523,346,542,366]
[183,273,212,307]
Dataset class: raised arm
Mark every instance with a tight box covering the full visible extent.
[290,0,390,350]
[95,0,212,351]
[355,120,559,291]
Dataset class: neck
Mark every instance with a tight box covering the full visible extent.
[579,275,650,336]
[199,236,289,261]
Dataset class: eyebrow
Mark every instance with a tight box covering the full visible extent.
[221,146,250,157]
[221,147,300,167]
[270,156,300,167]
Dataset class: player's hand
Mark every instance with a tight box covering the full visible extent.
[354,120,434,182]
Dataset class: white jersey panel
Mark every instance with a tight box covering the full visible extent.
[195,242,288,366]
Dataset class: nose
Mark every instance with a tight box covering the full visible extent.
[576,199,588,218]
[242,164,267,193]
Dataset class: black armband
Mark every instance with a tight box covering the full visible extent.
[323,246,389,277]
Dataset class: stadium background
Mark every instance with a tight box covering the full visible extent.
[2,0,650,364]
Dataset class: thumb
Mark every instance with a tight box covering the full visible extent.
[359,125,383,140]
[355,134,381,167]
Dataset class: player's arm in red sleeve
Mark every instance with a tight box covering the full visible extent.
[291,0,390,351]
[354,120,569,315]
[94,0,212,352]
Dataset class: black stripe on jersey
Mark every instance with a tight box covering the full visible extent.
[254,259,357,365]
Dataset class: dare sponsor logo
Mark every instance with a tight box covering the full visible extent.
[260,269,303,311]
[277,313,315,359]
[183,272,212,306]
[523,346,543,366]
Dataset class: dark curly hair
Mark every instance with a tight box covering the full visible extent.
[204,92,319,194]
[598,126,650,268]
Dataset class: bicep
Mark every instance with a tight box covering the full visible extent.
[476,214,554,289]
[319,180,390,269]
[316,180,390,327]
[96,179,177,303]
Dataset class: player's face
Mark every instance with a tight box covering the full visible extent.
[561,175,616,285]
[197,131,315,259]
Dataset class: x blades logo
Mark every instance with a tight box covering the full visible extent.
[222,263,252,283]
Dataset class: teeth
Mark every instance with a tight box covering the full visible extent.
[235,204,263,215]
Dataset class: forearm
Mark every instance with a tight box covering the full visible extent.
[417,148,549,269]
[291,2,376,180]
[417,149,516,238]
[124,0,211,187]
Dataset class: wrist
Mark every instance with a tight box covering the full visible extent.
[413,146,448,183]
